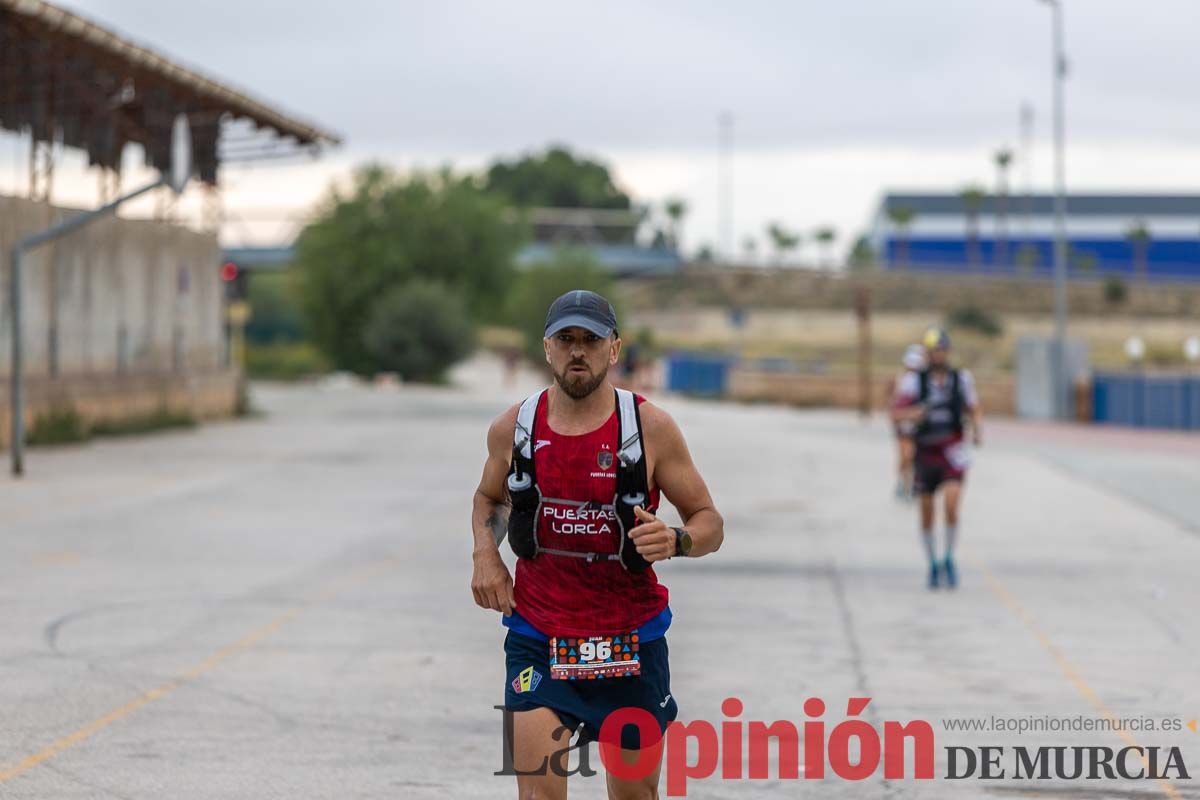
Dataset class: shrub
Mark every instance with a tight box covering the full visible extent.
[245,341,330,381]
[295,165,522,374]
[363,280,475,382]
[27,407,89,445]
[945,305,1004,338]
[1103,274,1128,306]
[90,410,196,437]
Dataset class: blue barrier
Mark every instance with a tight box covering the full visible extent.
[1092,372,1200,430]
[665,353,736,396]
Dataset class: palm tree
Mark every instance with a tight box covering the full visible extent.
[959,185,988,270]
[1126,221,1152,281]
[1071,248,1098,276]
[813,226,837,268]
[741,235,759,265]
[765,222,800,266]
[885,205,917,269]
[994,149,1013,269]
[663,197,688,249]
[848,235,876,271]
[1015,243,1041,277]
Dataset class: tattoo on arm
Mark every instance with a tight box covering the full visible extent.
[487,506,511,545]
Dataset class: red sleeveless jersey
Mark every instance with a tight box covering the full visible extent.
[513,391,670,637]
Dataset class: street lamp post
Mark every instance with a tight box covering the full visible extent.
[1040,0,1069,418]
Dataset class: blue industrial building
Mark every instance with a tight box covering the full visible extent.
[870,193,1200,280]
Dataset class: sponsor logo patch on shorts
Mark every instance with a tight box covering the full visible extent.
[512,665,543,694]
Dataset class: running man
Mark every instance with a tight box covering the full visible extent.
[889,343,927,501]
[471,289,724,799]
[891,327,982,588]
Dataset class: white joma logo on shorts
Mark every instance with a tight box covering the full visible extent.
[659,694,672,708]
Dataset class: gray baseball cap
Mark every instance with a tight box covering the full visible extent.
[544,290,618,338]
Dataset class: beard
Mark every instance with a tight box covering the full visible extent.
[553,360,609,399]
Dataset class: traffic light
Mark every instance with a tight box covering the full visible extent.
[221,261,248,301]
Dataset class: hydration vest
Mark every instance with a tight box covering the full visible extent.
[505,388,653,573]
[915,368,964,443]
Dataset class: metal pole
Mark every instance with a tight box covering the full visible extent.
[855,286,872,418]
[9,177,165,477]
[718,112,734,262]
[1019,101,1034,255]
[9,246,24,476]
[1049,0,1068,418]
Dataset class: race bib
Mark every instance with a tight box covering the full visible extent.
[549,631,641,680]
[945,442,971,470]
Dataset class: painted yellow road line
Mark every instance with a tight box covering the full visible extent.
[32,551,80,566]
[0,557,399,785]
[973,558,1181,800]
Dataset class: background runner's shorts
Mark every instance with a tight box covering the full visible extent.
[503,630,678,750]
[914,445,966,494]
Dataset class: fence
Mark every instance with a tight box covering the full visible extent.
[1092,372,1200,430]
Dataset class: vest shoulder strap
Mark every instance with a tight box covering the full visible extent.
[615,388,644,466]
[513,390,544,459]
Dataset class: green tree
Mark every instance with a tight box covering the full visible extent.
[363,281,475,382]
[1103,274,1128,306]
[765,222,800,265]
[294,165,523,374]
[886,205,917,268]
[245,272,304,345]
[663,197,688,248]
[848,235,876,271]
[960,185,988,269]
[1126,221,1152,281]
[1071,248,1098,276]
[484,146,632,210]
[994,148,1013,268]
[1015,243,1041,276]
[503,248,619,361]
[741,235,759,264]
[813,225,838,268]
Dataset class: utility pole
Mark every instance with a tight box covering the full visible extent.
[1020,101,1034,253]
[718,112,734,263]
[1038,0,1069,418]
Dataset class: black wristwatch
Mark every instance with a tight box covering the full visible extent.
[672,527,693,557]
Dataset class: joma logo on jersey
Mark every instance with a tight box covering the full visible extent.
[542,504,616,536]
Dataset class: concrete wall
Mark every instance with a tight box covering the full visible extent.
[0,194,226,377]
[624,266,1200,317]
[0,194,238,441]
[729,368,1017,416]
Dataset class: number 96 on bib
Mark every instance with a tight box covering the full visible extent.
[549,632,641,680]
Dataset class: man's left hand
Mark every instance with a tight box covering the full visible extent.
[628,506,675,563]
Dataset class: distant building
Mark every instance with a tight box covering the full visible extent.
[870,192,1200,280]
[512,207,682,277]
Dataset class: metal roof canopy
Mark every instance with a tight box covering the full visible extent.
[0,0,341,186]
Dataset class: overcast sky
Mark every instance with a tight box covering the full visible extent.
[7,0,1200,254]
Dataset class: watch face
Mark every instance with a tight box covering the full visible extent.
[675,528,692,556]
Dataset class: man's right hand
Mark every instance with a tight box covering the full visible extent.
[471,549,516,617]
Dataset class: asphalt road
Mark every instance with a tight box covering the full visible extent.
[0,358,1197,799]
